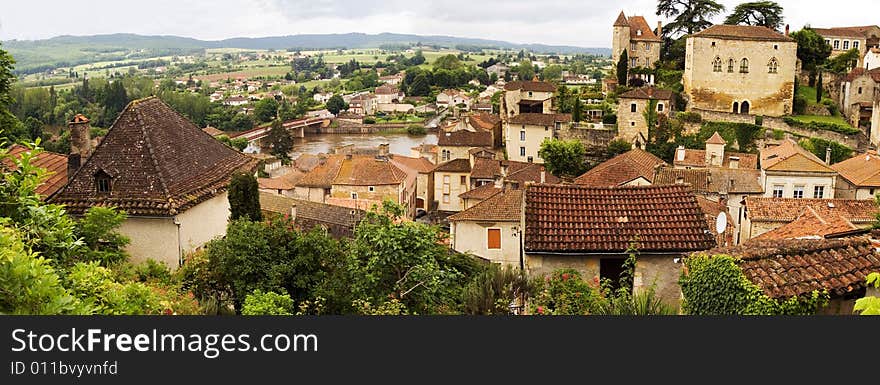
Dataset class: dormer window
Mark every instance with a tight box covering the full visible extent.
[95,170,112,193]
[637,30,642,36]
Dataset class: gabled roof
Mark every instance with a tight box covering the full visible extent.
[832,151,880,187]
[259,192,365,238]
[692,24,795,42]
[626,16,663,42]
[434,158,472,173]
[574,148,666,187]
[654,168,710,193]
[503,81,557,92]
[813,26,880,39]
[509,113,572,126]
[388,155,435,174]
[745,197,878,223]
[297,155,345,187]
[702,237,880,299]
[614,11,628,27]
[459,183,501,200]
[437,129,493,147]
[449,189,523,222]
[619,87,674,100]
[469,113,501,130]
[674,149,759,169]
[470,158,559,184]
[751,206,860,241]
[2,144,68,199]
[760,139,835,173]
[654,167,764,194]
[52,97,259,216]
[258,170,305,191]
[706,131,726,145]
[333,156,408,186]
[524,184,716,253]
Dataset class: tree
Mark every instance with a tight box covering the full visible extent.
[657,0,726,37]
[815,72,823,103]
[228,172,262,222]
[102,80,128,125]
[265,119,293,162]
[516,59,535,81]
[74,207,130,265]
[538,138,588,177]
[826,48,860,74]
[253,98,279,123]
[325,94,348,116]
[542,65,563,81]
[617,50,629,86]
[572,97,583,123]
[242,290,294,315]
[607,139,633,156]
[409,74,431,96]
[0,43,25,142]
[433,54,462,71]
[724,1,784,30]
[854,272,880,315]
[790,28,832,80]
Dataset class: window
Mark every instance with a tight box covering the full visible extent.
[870,188,876,195]
[630,121,636,126]
[460,175,466,185]
[442,193,450,204]
[520,147,526,157]
[768,57,778,74]
[631,43,637,52]
[859,87,863,94]
[854,41,860,49]
[825,39,831,46]
[834,40,840,49]
[487,229,501,250]
[657,103,664,112]
[813,186,825,199]
[740,58,749,73]
[844,40,850,50]
[772,185,784,198]
[520,130,526,141]
[368,186,375,192]
[441,149,450,161]
[527,156,534,163]
[712,57,722,72]
[631,58,637,67]
[645,43,651,52]
[95,170,111,193]
[443,175,450,194]
[727,58,735,73]
[630,103,637,113]
[351,192,358,199]
[528,91,533,97]
[793,185,804,199]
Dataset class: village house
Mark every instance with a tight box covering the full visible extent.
[51,98,259,267]
[673,132,760,170]
[760,139,838,199]
[506,112,572,163]
[258,169,305,197]
[2,144,68,200]
[574,148,666,187]
[379,73,404,85]
[479,84,502,100]
[486,63,509,78]
[831,150,880,199]
[436,89,472,109]
[437,123,494,162]
[388,154,436,212]
[814,25,880,68]
[749,205,867,241]
[698,237,880,314]
[865,48,880,71]
[448,189,524,267]
[223,95,249,107]
[740,197,878,241]
[411,143,439,164]
[259,192,365,239]
[523,184,716,304]
[375,84,405,104]
[313,92,334,104]
[683,25,797,117]
[348,93,378,115]
[838,67,880,129]
[612,11,663,75]
[616,87,674,146]
[469,158,557,191]
[500,80,555,118]
[459,184,502,210]
[433,158,472,212]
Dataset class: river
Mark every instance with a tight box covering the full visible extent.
[289,132,438,159]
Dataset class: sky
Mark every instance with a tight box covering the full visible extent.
[1,0,878,47]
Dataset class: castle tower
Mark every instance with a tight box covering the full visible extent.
[705,131,727,167]
[612,11,631,64]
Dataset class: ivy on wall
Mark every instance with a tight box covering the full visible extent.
[679,254,829,315]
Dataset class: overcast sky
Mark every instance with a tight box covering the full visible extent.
[1,0,878,47]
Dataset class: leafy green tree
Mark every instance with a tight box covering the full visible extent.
[538,138,588,177]
[516,59,535,81]
[617,50,629,86]
[531,269,598,315]
[228,172,262,222]
[0,43,25,142]
[791,28,832,83]
[65,261,163,315]
[325,94,348,116]
[657,0,726,36]
[826,48,860,74]
[74,207,130,265]
[265,119,293,162]
[462,265,534,315]
[724,1,784,30]
[572,96,583,122]
[854,272,880,315]
[607,139,633,156]
[542,65,563,81]
[102,80,128,125]
[433,54,462,71]
[253,98,279,123]
[816,72,823,103]
[408,74,431,96]
[242,290,294,315]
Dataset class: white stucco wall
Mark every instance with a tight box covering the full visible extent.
[176,192,231,260]
[505,123,553,163]
[763,173,836,199]
[451,221,520,267]
[119,217,180,268]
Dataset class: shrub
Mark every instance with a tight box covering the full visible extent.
[242,289,294,315]
[406,124,426,136]
[602,114,617,125]
[363,117,376,124]
[754,115,764,126]
[799,137,854,164]
[793,95,807,115]
[783,117,859,135]
[676,111,702,124]
[530,269,599,315]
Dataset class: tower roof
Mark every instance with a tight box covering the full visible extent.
[614,11,628,27]
[706,131,727,145]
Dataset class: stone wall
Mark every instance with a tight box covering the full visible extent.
[692,109,863,149]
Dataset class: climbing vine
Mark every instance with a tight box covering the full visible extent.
[679,254,828,315]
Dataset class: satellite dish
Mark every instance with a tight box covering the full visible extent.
[715,213,728,234]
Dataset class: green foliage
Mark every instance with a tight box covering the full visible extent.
[815,72,823,103]
[253,98,279,123]
[854,272,880,315]
[699,121,765,152]
[676,111,702,123]
[783,117,860,135]
[531,269,598,315]
[657,0,726,36]
[265,119,293,162]
[242,289,294,315]
[514,59,535,81]
[643,99,659,135]
[826,48,860,74]
[325,94,347,115]
[607,139,632,157]
[798,137,853,164]
[680,254,829,315]
[462,264,534,315]
[433,54,462,71]
[363,117,376,124]
[66,261,163,315]
[724,1,784,29]
[602,114,617,124]
[352,298,409,315]
[616,50,628,86]
[228,172,262,222]
[74,207,130,265]
[406,124,426,136]
[572,97,583,122]
[793,94,807,115]
[791,28,832,75]
[538,138,587,178]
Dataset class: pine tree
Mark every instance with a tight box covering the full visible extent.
[228,172,262,222]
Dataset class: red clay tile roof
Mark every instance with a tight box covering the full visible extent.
[375,84,399,95]
[389,155,435,174]
[258,170,305,191]
[449,189,523,222]
[626,16,663,42]
[760,139,835,172]
[751,206,860,241]
[503,81,557,92]
[434,158,472,173]
[459,183,502,200]
[2,144,68,199]
[845,67,880,83]
[745,197,879,224]
[619,86,674,100]
[509,113,572,126]
[470,158,559,184]
[437,129,493,147]
[469,113,501,130]
[692,24,795,42]
[655,167,763,194]
[295,155,344,187]
[813,26,875,39]
[695,195,735,245]
[701,237,880,298]
[614,11,628,27]
[524,184,716,253]
[574,148,666,186]
[51,97,259,216]
[832,151,880,187]
[654,168,710,193]
[674,149,759,169]
[706,131,726,145]
[333,156,407,186]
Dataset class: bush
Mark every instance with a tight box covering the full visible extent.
[676,111,702,123]
[602,114,617,125]
[242,290,294,315]
[406,124,426,136]
[793,95,807,115]
[699,121,765,152]
[363,117,376,124]
[754,115,764,126]
[530,269,598,315]
[783,117,860,135]
[799,137,854,164]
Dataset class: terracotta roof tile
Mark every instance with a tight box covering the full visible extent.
[259,192,364,238]
[333,156,407,186]
[509,113,572,126]
[202,126,225,137]
[701,237,880,298]
[706,131,726,145]
[655,167,763,194]
[258,170,305,191]
[627,16,662,42]
[695,196,735,245]
[832,151,880,187]
[693,24,795,42]
[437,129,493,147]
[389,155,435,174]
[503,81,557,92]
[434,158,472,173]
[297,155,345,187]
[3,144,68,199]
[614,11,628,27]
[751,206,860,241]
[760,139,835,172]
[619,86,674,100]
[459,184,501,200]
[745,197,878,223]
[449,189,523,222]
[525,184,716,253]
[654,168,710,193]
[574,148,666,186]
[468,113,501,130]
[813,26,874,39]
[471,158,558,184]
[51,97,259,216]
[674,149,759,169]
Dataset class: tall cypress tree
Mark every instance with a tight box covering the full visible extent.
[815,72,823,103]
[228,172,262,222]
[617,50,629,86]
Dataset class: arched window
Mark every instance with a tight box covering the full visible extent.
[733,101,739,113]
[768,57,778,74]
[740,58,749,73]
[727,58,735,73]
[712,57,722,72]
[740,100,750,114]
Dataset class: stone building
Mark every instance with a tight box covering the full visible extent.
[500,80,556,119]
[612,11,662,70]
[616,87,674,146]
[506,113,572,163]
[449,189,524,268]
[683,25,797,117]
[814,25,880,68]
[832,150,880,200]
[573,148,666,187]
[759,139,837,200]
[838,67,880,129]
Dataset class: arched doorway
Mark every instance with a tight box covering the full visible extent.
[733,102,739,113]
[741,101,750,114]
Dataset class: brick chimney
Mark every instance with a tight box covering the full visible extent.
[785,24,790,37]
[825,146,832,164]
[67,114,92,180]
[657,21,662,37]
[378,143,389,157]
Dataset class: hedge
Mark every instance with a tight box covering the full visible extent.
[783,117,860,135]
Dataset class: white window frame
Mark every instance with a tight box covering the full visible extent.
[843,40,850,50]
[520,147,526,157]
[772,185,784,198]
[520,130,526,141]
[813,185,825,199]
[368,186,375,192]
[793,185,805,199]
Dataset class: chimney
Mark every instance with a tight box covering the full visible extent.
[729,156,740,169]
[785,24,790,37]
[68,114,92,159]
[676,145,686,162]
[825,146,832,164]
[378,143,389,157]
[540,170,546,183]
[657,21,662,37]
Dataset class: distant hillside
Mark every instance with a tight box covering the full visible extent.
[2,33,611,75]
